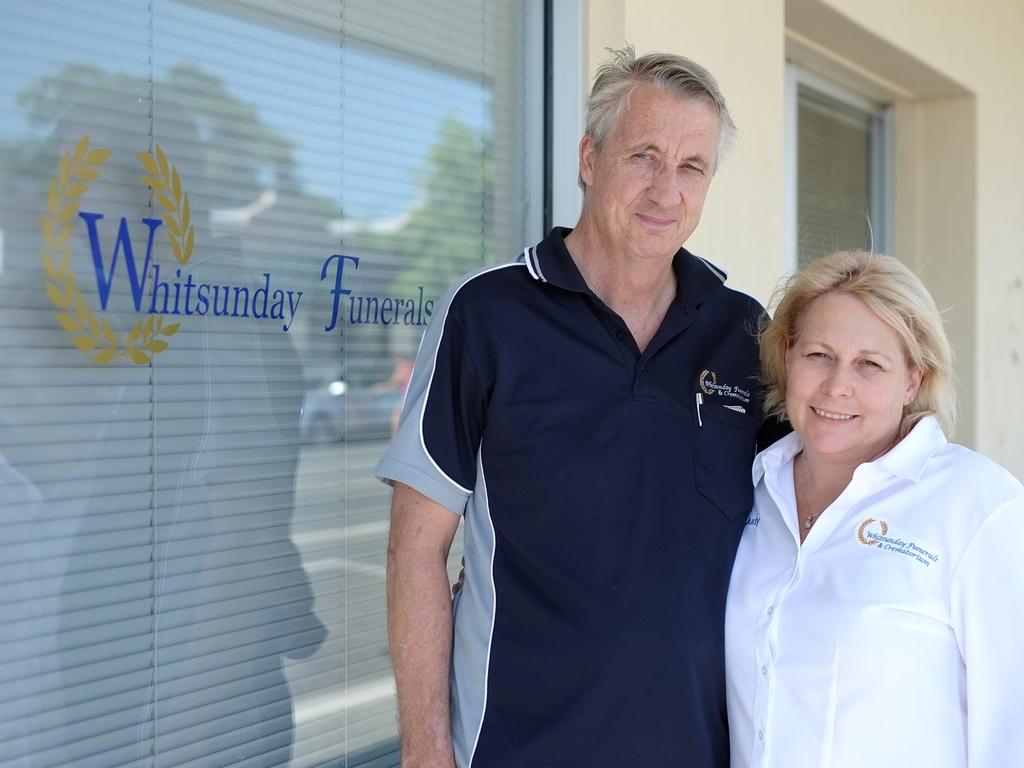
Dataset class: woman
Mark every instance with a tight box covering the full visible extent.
[726,251,1024,768]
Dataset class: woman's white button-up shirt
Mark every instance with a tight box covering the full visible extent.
[726,416,1024,768]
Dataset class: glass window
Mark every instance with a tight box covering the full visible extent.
[0,0,542,765]
[791,76,888,268]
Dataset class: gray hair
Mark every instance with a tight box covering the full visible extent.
[585,46,736,165]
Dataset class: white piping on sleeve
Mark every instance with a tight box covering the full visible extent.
[466,448,498,767]
[417,262,524,497]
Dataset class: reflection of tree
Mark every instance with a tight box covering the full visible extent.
[365,116,494,298]
[0,67,328,765]
[10,62,324,209]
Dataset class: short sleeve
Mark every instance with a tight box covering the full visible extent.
[949,494,1024,767]
[375,289,488,516]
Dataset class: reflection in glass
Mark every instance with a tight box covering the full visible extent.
[0,0,536,765]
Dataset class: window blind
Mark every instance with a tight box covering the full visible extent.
[796,84,877,268]
[0,0,540,765]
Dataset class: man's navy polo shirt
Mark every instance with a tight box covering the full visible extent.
[377,227,764,767]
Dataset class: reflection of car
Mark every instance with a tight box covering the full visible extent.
[300,377,404,443]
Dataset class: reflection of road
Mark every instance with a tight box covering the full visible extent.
[286,439,465,766]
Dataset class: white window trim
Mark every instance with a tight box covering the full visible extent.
[549,0,583,229]
[524,0,547,244]
[784,64,893,272]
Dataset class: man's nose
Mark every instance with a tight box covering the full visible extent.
[647,163,683,207]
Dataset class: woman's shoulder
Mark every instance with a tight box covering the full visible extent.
[925,438,1024,521]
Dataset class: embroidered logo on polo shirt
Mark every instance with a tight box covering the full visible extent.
[857,518,888,544]
[699,369,751,404]
[857,518,940,567]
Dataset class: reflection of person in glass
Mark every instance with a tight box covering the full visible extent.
[726,251,1024,768]
[379,48,766,767]
[0,79,326,766]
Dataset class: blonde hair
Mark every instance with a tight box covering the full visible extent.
[760,251,958,437]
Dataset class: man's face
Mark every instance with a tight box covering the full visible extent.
[579,84,720,264]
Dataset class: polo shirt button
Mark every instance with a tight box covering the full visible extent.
[761,665,767,676]
[615,330,626,339]
[758,730,764,741]
[766,606,774,616]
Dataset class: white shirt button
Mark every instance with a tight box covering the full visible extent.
[761,665,768,675]
[757,729,764,741]
[766,606,774,616]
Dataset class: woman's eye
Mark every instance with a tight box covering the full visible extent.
[862,359,883,370]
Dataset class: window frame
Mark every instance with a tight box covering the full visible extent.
[784,64,893,272]
[546,0,583,231]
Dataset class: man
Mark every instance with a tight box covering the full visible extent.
[377,47,765,767]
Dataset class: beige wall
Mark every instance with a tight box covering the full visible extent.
[582,0,1024,473]
[818,0,1024,467]
[585,0,787,302]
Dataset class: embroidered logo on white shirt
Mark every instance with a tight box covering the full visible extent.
[857,517,889,544]
[857,518,940,567]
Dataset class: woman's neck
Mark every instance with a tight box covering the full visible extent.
[794,451,853,504]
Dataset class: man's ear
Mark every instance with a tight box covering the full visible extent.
[578,134,597,189]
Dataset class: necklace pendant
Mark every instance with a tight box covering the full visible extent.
[803,516,813,529]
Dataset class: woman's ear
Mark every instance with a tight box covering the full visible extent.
[905,368,923,406]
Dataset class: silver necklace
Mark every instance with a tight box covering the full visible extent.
[795,455,830,531]
[803,507,827,530]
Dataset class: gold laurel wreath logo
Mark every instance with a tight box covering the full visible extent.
[857,517,889,546]
[41,134,188,364]
[137,144,194,266]
[699,369,717,395]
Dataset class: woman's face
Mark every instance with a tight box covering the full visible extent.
[785,292,922,467]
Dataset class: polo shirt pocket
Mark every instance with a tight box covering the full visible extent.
[693,403,757,519]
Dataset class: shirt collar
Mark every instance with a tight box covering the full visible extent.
[525,227,728,307]
[751,414,948,486]
[872,415,947,482]
[752,428,803,486]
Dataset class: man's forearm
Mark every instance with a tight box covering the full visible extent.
[386,487,460,767]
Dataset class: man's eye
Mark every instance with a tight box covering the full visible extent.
[633,152,653,161]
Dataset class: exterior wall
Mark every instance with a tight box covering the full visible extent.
[584,0,787,303]
[818,0,1024,469]
[579,0,1024,474]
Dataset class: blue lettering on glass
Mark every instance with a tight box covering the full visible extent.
[76,213,432,335]
[320,254,434,331]
[80,211,304,332]
[146,267,303,331]
[79,211,162,311]
[322,253,359,332]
